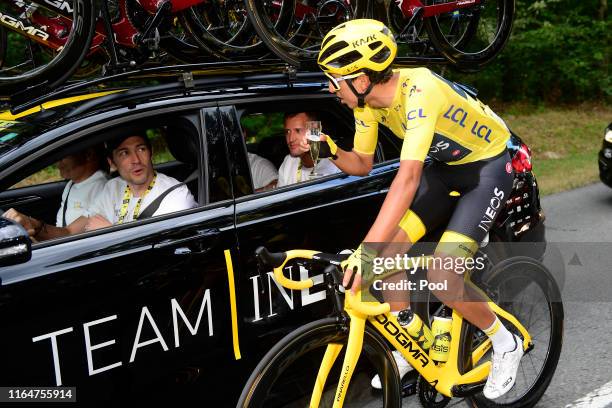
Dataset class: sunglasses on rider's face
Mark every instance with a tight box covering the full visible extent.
[324,72,365,92]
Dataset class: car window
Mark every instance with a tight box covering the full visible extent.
[8,129,174,191]
[10,164,63,189]
[237,103,362,194]
[0,113,205,245]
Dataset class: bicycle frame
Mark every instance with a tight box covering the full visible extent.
[0,0,207,57]
[399,0,482,18]
[265,249,533,407]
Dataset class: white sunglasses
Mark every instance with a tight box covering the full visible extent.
[324,72,365,92]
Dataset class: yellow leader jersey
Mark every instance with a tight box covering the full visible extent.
[353,68,510,165]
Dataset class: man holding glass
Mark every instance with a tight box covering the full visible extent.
[277,112,340,187]
[317,19,522,400]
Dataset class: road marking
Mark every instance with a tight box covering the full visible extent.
[566,380,612,408]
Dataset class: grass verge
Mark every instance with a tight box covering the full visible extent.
[495,103,611,196]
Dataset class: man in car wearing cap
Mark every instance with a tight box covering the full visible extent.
[7,132,197,239]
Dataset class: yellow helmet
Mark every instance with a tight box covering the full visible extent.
[318,19,397,76]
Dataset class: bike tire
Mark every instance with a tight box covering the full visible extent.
[0,0,96,96]
[423,0,515,71]
[0,27,6,68]
[237,317,402,408]
[461,257,564,408]
[244,0,369,67]
[179,0,278,60]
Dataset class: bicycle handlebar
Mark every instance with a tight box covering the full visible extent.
[255,246,391,316]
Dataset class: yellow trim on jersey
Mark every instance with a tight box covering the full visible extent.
[398,209,426,243]
[0,89,125,121]
[436,230,479,258]
[353,68,510,165]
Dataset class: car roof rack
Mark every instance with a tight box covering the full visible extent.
[8,59,319,115]
[7,52,448,116]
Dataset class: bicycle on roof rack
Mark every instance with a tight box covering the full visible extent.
[0,0,289,96]
[238,244,562,408]
[0,0,513,100]
[246,0,514,71]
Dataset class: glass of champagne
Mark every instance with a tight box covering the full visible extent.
[305,120,321,179]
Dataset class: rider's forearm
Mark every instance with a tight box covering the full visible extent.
[332,148,372,176]
[364,169,420,244]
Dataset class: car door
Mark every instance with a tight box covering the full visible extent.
[221,98,400,376]
[0,107,239,405]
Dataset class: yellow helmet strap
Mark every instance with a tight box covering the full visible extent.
[346,78,374,108]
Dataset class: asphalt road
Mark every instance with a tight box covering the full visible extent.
[403,182,612,408]
[302,183,612,407]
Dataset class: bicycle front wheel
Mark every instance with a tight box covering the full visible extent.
[237,317,402,408]
[462,257,564,408]
[423,0,514,71]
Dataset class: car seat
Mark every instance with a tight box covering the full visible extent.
[164,119,201,202]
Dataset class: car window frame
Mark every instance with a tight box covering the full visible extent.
[0,105,231,251]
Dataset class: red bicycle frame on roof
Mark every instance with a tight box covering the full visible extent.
[398,0,481,18]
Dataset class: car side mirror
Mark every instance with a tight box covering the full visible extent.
[0,217,32,267]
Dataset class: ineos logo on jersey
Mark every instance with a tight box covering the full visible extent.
[429,141,450,154]
[0,12,49,41]
[478,187,505,232]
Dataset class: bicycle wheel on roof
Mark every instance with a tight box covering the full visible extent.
[0,0,96,97]
[423,0,515,71]
[244,0,369,67]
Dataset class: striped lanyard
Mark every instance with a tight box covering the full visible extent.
[117,173,156,224]
[296,159,318,182]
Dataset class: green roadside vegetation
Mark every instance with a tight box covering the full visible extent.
[494,103,611,195]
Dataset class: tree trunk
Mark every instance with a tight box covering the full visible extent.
[598,0,607,21]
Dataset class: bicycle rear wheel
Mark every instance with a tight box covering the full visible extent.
[423,0,514,71]
[461,257,564,408]
[237,317,402,407]
[0,0,96,96]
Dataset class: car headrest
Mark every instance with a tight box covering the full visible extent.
[164,119,199,166]
[257,134,289,169]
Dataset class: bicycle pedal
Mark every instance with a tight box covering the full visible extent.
[401,370,418,397]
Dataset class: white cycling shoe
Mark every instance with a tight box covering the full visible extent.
[371,350,414,389]
[483,335,524,399]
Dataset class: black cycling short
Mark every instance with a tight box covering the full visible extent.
[398,149,513,257]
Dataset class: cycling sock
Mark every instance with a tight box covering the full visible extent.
[484,317,516,353]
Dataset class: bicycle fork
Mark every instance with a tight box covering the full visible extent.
[309,311,367,408]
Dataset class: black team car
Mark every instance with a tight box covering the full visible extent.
[598,123,612,187]
[0,67,548,405]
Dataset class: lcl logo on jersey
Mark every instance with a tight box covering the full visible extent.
[407,109,426,120]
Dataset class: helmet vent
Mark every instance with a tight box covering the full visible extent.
[328,50,363,69]
[319,41,349,64]
[368,41,383,50]
[370,47,391,64]
[321,34,336,50]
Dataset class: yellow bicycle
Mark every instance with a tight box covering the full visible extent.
[238,247,563,408]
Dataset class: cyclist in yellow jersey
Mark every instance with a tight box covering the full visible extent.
[316,19,523,400]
